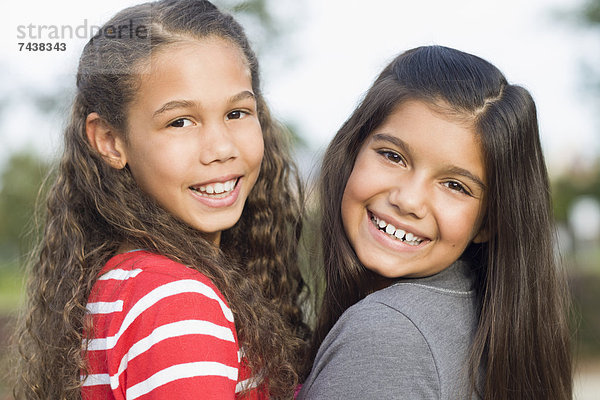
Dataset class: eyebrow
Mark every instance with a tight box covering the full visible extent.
[370,133,486,191]
[228,90,255,104]
[371,133,413,154]
[152,90,256,118]
[444,166,487,191]
[153,100,197,118]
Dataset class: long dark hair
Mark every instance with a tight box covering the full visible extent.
[311,45,572,399]
[15,1,308,398]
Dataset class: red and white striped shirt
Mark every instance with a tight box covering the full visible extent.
[81,250,267,399]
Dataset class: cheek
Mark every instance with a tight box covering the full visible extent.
[340,166,365,236]
[340,189,357,250]
[342,156,371,202]
[341,169,359,213]
[246,133,264,173]
[130,141,183,176]
[340,187,353,228]
[440,203,483,245]
[255,135,265,166]
[241,123,264,167]
[125,137,190,197]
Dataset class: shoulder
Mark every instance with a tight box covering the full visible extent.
[99,250,220,288]
[364,280,475,317]
[94,250,229,311]
[88,250,234,336]
[299,298,440,399]
[299,278,479,399]
[299,276,479,399]
[332,292,436,354]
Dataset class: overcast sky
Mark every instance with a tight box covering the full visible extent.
[1,0,599,176]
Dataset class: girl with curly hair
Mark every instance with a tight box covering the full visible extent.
[15,1,309,398]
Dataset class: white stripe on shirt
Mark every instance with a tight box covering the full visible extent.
[110,319,235,390]
[86,279,234,351]
[126,361,238,400]
[98,268,143,281]
[81,373,110,387]
[238,347,246,362]
[235,376,260,393]
[86,300,123,314]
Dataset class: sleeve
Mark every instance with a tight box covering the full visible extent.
[298,301,440,400]
[107,273,240,400]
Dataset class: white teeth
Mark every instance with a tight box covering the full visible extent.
[192,178,237,197]
[371,214,424,245]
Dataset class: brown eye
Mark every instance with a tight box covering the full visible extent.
[385,152,401,163]
[226,110,247,120]
[377,150,405,165]
[169,118,193,128]
[443,181,470,196]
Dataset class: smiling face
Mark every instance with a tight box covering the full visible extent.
[117,38,264,245]
[341,100,487,278]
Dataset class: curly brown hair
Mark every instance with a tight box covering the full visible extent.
[14,1,309,398]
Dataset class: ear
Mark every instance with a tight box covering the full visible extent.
[85,112,127,169]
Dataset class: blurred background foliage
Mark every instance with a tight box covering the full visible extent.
[1,0,600,397]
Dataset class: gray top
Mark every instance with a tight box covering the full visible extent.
[298,261,479,399]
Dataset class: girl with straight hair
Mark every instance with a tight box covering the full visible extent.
[299,45,572,399]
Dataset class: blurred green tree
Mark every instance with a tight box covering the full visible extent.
[552,167,600,223]
[558,0,600,359]
[218,0,282,50]
[580,0,600,93]
[581,0,600,23]
[552,0,600,221]
[0,150,51,261]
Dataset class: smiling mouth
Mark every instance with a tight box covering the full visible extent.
[189,178,239,198]
[369,212,425,246]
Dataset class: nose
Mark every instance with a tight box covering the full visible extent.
[198,121,238,164]
[388,173,428,219]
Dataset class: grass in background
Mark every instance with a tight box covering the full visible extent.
[0,261,25,399]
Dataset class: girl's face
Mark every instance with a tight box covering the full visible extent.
[341,100,487,279]
[119,38,264,245]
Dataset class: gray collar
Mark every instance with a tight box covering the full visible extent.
[392,259,475,294]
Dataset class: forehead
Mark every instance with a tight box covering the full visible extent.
[372,99,479,143]
[366,100,485,177]
[127,38,252,105]
[147,37,249,77]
